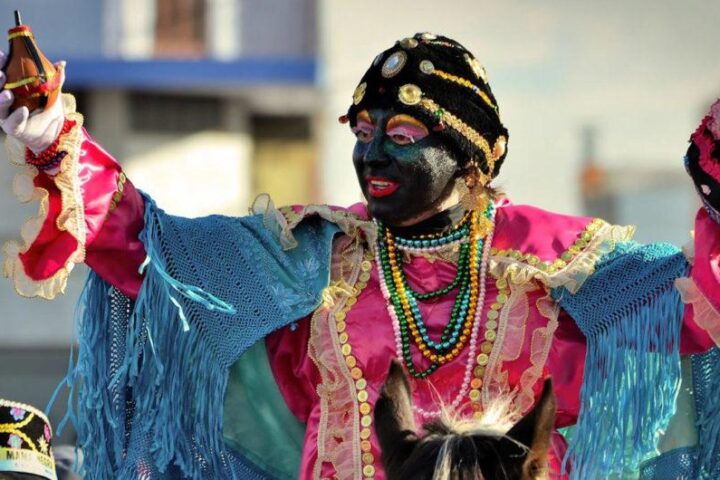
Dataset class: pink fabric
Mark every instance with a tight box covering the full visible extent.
[84,179,145,299]
[19,171,78,279]
[19,128,124,280]
[17,128,147,296]
[693,209,720,308]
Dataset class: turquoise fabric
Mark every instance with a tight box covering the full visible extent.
[223,342,305,479]
[66,195,339,479]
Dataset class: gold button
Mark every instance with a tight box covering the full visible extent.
[359,402,371,415]
[362,452,375,465]
[338,332,349,344]
[363,464,376,477]
[487,310,499,320]
[485,320,497,331]
[481,342,493,354]
[351,367,363,380]
[361,439,372,451]
[476,353,489,366]
[359,272,371,282]
[469,389,481,401]
[336,321,346,332]
[345,356,357,368]
[356,378,367,390]
[474,366,485,378]
[485,330,497,341]
[341,344,352,356]
[361,260,372,271]
[357,390,369,402]
[360,429,372,441]
[361,415,373,427]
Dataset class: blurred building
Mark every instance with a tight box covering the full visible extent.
[0,0,320,442]
[579,126,698,247]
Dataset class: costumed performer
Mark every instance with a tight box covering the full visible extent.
[1,33,720,479]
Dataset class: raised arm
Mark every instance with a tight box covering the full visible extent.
[0,57,146,299]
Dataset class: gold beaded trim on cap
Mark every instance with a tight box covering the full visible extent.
[419,97,505,175]
[431,69,496,112]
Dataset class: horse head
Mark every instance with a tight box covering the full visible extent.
[374,359,556,480]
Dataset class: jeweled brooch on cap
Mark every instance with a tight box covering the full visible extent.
[382,51,407,78]
[419,60,435,74]
[398,84,422,105]
[399,37,419,49]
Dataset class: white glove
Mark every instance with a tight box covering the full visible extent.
[0,50,66,154]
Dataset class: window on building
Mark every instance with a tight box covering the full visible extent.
[155,0,206,57]
[128,93,222,133]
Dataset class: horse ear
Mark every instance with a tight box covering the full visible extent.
[506,378,556,478]
[374,359,419,478]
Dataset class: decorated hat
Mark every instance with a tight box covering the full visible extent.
[345,33,509,183]
[0,399,57,480]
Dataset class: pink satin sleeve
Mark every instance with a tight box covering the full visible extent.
[18,128,147,299]
[679,208,720,353]
[84,178,146,299]
[265,318,319,423]
[547,310,586,428]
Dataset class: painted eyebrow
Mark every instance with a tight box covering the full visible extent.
[386,114,429,134]
[356,110,373,125]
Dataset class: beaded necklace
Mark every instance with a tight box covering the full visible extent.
[376,204,494,380]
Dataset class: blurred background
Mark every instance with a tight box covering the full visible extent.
[0,0,719,445]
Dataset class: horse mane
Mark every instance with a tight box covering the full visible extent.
[375,360,556,480]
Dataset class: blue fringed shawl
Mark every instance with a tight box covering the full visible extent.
[553,241,689,478]
[60,196,717,479]
[67,196,339,479]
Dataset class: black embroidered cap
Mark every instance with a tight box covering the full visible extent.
[0,399,57,480]
[346,33,509,182]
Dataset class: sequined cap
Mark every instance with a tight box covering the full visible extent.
[0,399,57,480]
[346,33,509,180]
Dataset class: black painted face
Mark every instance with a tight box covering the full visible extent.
[352,108,462,226]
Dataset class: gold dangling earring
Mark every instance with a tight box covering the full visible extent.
[460,161,490,213]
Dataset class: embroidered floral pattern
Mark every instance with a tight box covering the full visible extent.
[7,433,23,449]
[9,407,25,421]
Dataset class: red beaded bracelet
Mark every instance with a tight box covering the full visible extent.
[25,119,76,168]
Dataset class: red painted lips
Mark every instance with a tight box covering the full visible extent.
[366,176,400,198]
